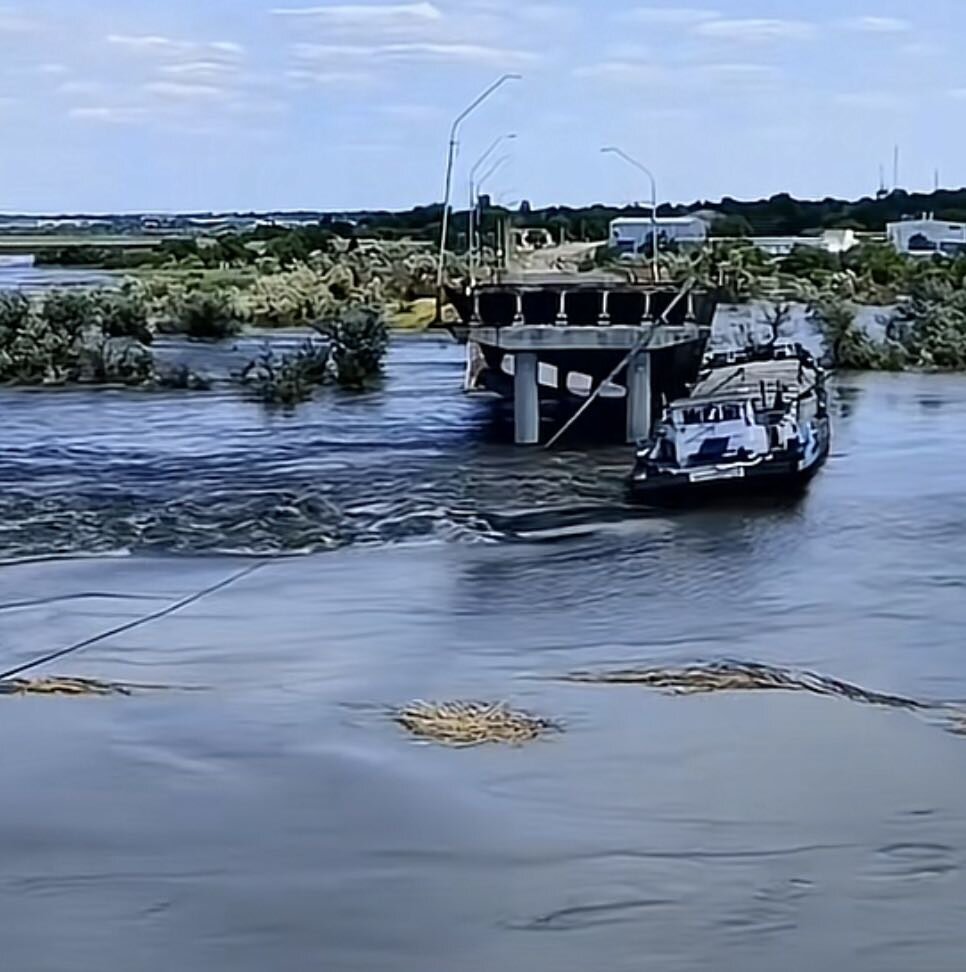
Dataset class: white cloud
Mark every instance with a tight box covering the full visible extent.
[107,34,179,52]
[144,81,228,101]
[272,2,442,26]
[515,3,574,25]
[286,67,376,85]
[37,63,69,76]
[57,80,107,97]
[69,106,149,125]
[0,6,38,32]
[841,16,911,34]
[107,34,245,59]
[573,61,666,84]
[700,62,777,81]
[621,7,718,25]
[160,60,242,82]
[210,41,245,56]
[293,40,537,66]
[224,95,288,117]
[575,59,777,89]
[694,18,815,42]
[380,103,442,121]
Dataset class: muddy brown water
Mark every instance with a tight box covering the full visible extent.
[3,334,966,971]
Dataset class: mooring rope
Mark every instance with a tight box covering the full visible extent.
[0,560,267,682]
[544,280,695,450]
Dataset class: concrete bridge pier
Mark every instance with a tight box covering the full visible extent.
[626,349,653,444]
[513,352,541,445]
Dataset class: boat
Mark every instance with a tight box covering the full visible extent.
[629,340,831,505]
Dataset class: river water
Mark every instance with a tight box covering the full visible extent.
[4,334,966,971]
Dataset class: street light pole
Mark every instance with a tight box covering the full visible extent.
[435,74,522,321]
[601,146,660,283]
[469,133,516,286]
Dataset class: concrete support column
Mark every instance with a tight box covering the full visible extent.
[513,293,525,325]
[599,291,611,326]
[643,291,653,323]
[472,293,481,323]
[514,352,540,445]
[626,349,653,444]
[556,290,568,325]
[686,291,696,321]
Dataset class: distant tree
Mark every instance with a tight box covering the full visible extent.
[778,245,840,281]
[841,241,908,289]
[761,303,793,345]
[713,214,754,238]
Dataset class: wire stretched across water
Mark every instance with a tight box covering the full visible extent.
[0,561,267,682]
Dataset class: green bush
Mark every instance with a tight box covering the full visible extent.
[241,340,330,406]
[316,306,388,388]
[895,280,966,370]
[97,290,154,343]
[778,245,839,282]
[0,291,31,335]
[176,292,241,341]
[0,288,158,385]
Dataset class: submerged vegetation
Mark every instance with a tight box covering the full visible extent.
[0,289,155,385]
[393,701,561,748]
[242,340,335,406]
[0,234,415,398]
[18,216,966,378]
[660,239,966,372]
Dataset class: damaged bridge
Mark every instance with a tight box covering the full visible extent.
[449,272,717,445]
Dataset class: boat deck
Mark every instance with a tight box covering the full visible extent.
[690,358,815,401]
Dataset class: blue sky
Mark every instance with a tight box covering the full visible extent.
[0,1,961,212]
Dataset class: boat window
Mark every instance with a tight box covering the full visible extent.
[680,407,703,425]
[721,403,742,421]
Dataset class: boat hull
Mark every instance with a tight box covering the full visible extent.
[629,421,830,507]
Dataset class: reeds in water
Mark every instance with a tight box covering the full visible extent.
[393,700,560,748]
[0,677,134,697]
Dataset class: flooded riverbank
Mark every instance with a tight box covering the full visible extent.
[4,337,966,970]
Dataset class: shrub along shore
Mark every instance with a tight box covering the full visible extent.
[7,232,966,409]
[652,239,966,372]
[0,236,450,404]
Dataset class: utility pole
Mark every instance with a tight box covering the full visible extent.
[601,146,660,282]
[468,133,516,288]
[435,74,522,322]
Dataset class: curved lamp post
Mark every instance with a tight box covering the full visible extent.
[468,133,516,285]
[435,74,522,317]
[601,146,660,282]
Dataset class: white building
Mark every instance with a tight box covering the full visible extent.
[749,228,860,257]
[887,218,966,256]
[610,216,708,254]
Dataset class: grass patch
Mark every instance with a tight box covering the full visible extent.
[393,700,560,748]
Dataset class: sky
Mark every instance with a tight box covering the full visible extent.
[0,0,962,213]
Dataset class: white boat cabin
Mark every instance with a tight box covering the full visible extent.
[650,357,818,468]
